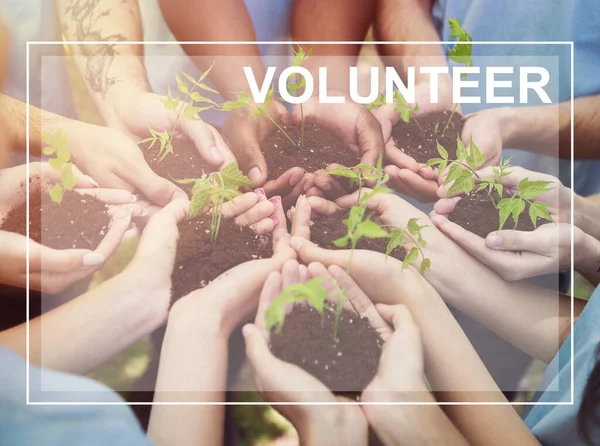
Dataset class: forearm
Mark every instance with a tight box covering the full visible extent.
[158,0,265,101]
[148,305,228,446]
[375,0,447,84]
[292,0,375,92]
[56,0,150,124]
[495,94,600,159]
[422,229,575,363]
[0,278,166,374]
[574,193,600,240]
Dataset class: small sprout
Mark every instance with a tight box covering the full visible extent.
[497,178,554,230]
[324,162,382,191]
[177,162,251,244]
[265,278,328,332]
[366,92,386,110]
[289,45,312,151]
[434,121,440,133]
[393,90,425,135]
[441,18,473,135]
[43,129,77,204]
[140,63,217,160]
[222,86,297,148]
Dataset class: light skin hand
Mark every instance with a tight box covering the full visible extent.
[244,259,370,446]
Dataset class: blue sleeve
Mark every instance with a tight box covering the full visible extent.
[0,348,152,446]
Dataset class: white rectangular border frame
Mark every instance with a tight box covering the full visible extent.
[26,40,575,406]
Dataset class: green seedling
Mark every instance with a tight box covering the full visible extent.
[365,92,386,110]
[496,178,554,230]
[425,136,485,196]
[176,162,251,244]
[222,86,297,147]
[394,90,425,135]
[288,45,312,150]
[476,157,512,200]
[265,277,328,333]
[140,64,217,160]
[385,218,431,276]
[441,18,473,136]
[324,162,383,198]
[42,129,78,204]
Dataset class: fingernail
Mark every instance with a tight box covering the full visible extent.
[82,252,105,267]
[129,195,138,203]
[290,236,304,251]
[85,175,100,187]
[210,145,224,163]
[249,167,263,185]
[270,215,279,225]
[140,208,149,217]
[255,188,266,199]
[269,196,281,209]
[487,234,503,248]
[242,324,254,338]
[289,171,304,186]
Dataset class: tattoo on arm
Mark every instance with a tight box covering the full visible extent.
[63,0,127,97]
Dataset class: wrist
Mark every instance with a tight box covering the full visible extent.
[489,106,518,147]
[168,296,228,339]
[298,406,368,446]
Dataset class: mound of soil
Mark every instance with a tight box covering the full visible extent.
[391,110,464,164]
[262,122,360,179]
[0,178,111,250]
[309,211,406,261]
[140,138,214,196]
[448,189,546,238]
[171,217,272,301]
[270,304,383,397]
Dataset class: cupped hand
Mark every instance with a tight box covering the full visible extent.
[61,119,188,206]
[244,259,372,444]
[171,201,295,336]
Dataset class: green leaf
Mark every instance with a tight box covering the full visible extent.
[386,230,405,258]
[447,170,475,196]
[162,85,180,111]
[184,104,205,120]
[49,158,63,172]
[265,278,326,332]
[333,235,350,247]
[42,146,54,156]
[49,184,63,204]
[197,83,218,94]
[511,198,526,226]
[447,18,473,70]
[436,141,448,160]
[189,181,212,217]
[219,163,252,188]
[494,183,503,198]
[496,198,512,230]
[61,163,78,189]
[466,138,485,169]
[264,86,275,105]
[419,258,431,276]
[196,61,215,84]
[425,157,443,168]
[528,201,553,227]
[355,219,389,240]
[402,247,419,270]
[189,91,217,105]
[517,178,554,200]
[446,164,463,184]
[176,74,189,94]
[407,218,422,236]
[366,92,386,110]
[221,100,247,111]
[456,137,468,161]
[180,70,196,84]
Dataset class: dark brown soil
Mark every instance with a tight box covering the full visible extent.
[171,217,272,301]
[309,212,406,261]
[0,178,111,250]
[270,304,383,395]
[140,138,214,196]
[391,110,464,164]
[448,189,545,238]
[262,122,360,179]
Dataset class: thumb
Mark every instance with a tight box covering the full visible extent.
[290,236,351,267]
[179,118,226,167]
[129,198,189,273]
[129,161,188,206]
[31,243,104,272]
[486,230,538,252]
[243,323,277,380]
[356,108,385,167]
[223,116,268,187]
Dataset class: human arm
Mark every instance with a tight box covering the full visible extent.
[146,205,295,446]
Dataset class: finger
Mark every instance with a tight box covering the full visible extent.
[262,167,305,198]
[384,144,419,172]
[130,198,189,273]
[433,197,461,215]
[255,271,283,330]
[220,192,259,219]
[93,208,132,259]
[75,188,137,204]
[375,304,416,331]
[234,199,277,228]
[314,172,348,201]
[291,236,351,267]
[212,126,237,166]
[250,218,276,235]
[123,161,188,205]
[272,205,290,254]
[29,241,101,273]
[243,323,275,367]
[298,264,308,283]
[392,168,439,203]
[486,229,549,254]
[307,196,341,216]
[305,186,325,198]
[291,195,311,239]
[222,115,268,187]
[328,264,392,339]
[179,118,224,167]
[356,108,385,167]
[281,259,301,289]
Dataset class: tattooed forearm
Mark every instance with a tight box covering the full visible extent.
[62,0,128,97]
